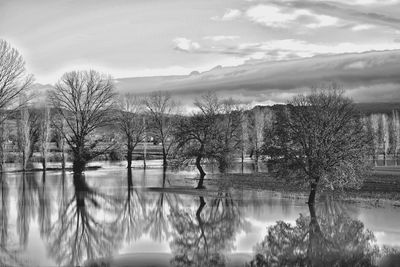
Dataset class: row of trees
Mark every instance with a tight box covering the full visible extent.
[366,111,400,165]
[0,39,250,183]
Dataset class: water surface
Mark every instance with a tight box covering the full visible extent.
[0,161,399,266]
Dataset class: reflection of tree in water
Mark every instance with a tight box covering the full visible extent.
[46,173,120,266]
[114,169,147,242]
[38,172,51,238]
[248,202,380,267]
[1,174,25,267]
[0,174,9,247]
[17,172,38,248]
[169,193,244,267]
[144,170,180,242]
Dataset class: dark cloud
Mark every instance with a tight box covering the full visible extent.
[282,1,400,29]
[115,49,400,106]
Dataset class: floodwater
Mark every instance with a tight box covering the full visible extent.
[0,161,399,267]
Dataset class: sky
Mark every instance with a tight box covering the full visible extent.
[1,0,400,104]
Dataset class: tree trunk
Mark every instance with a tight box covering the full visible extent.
[241,149,244,174]
[61,151,66,170]
[162,146,167,167]
[384,152,387,166]
[143,139,147,169]
[127,146,133,169]
[42,157,47,171]
[0,122,5,172]
[162,166,167,188]
[73,157,86,174]
[196,154,206,189]
[22,151,27,171]
[308,180,318,205]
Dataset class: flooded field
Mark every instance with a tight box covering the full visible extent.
[0,161,399,266]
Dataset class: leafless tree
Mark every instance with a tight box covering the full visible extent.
[39,104,51,170]
[49,70,115,173]
[174,92,245,187]
[0,40,33,170]
[17,96,40,171]
[264,87,373,204]
[216,98,245,172]
[144,91,177,168]
[174,92,221,188]
[116,93,146,169]
[52,114,67,169]
[0,40,32,115]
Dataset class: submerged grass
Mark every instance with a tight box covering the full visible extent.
[206,172,400,207]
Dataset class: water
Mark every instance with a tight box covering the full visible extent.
[0,161,399,266]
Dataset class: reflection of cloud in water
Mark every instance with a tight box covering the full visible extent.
[357,206,400,247]
[0,166,399,266]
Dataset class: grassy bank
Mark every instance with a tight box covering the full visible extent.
[205,172,400,205]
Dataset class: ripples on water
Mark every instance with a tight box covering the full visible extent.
[0,161,399,267]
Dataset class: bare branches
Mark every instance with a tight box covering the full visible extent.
[143,91,178,166]
[0,40,33,121]
[49,70,116,172]
[264,86,373,203]
[116,93,146,168]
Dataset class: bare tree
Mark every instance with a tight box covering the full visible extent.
[264,88,373,204]
[49,70,115,174]
[0,40,33,170]
[144,91,177,168]
[17,96,40,171]
[175,92,245,188]
[52,114,67,169]
[215,98,245,172]
[116,93,146,169]
[39,104,51,170]
[0,40,32,114]
[174,92,224,188]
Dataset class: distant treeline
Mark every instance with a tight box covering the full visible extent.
[1,102,398,170]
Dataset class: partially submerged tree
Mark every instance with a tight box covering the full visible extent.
[49,70,115,173]
[144,91,177,168]
[175,92,245,188]
[116,93,146,169]
[174,92,245,188]
[264,88,373,204]
[174,92,222,188]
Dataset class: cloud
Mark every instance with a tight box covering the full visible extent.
[212,9,242,21]
[285,1,400,30]
[173,37,201,52]
[114,50,400,107]
[333,0,399,5]
[351,24,375,31]
[173,37,400,62]
[203,35,240,41]
[245,4,339,28]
